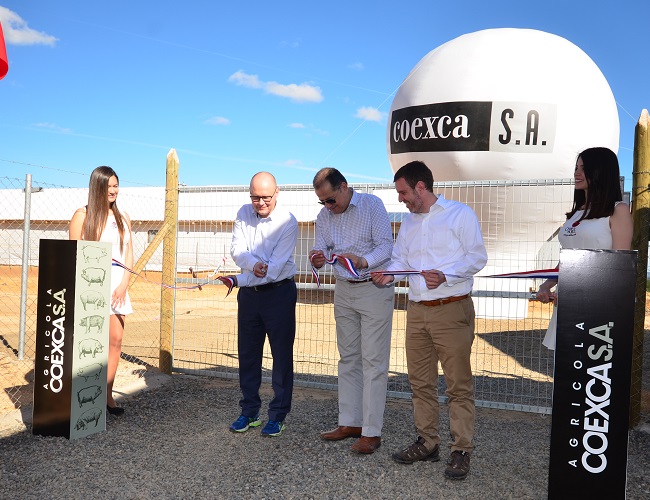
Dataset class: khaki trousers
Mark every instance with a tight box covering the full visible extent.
[405,297,475,453]
[334,280,394,437]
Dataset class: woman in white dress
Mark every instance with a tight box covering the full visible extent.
[69,166,134,415]
[536,147,633,349]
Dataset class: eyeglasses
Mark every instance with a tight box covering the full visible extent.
[250,194,275,203]
[318,197,337,206]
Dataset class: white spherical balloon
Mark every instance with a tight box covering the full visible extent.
[387,28,618,180]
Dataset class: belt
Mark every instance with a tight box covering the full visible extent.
[346,278,373,284]
[417,293,470,307]
[251,277,293,292]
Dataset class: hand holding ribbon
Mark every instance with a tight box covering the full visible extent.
[309,251,360,287]
[371,269,448,289]
[217,276,237,297]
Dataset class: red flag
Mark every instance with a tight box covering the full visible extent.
[0,22,8,80]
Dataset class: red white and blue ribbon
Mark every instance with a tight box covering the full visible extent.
[310,253,360,287]
[112,258,237,295]
[373,270,422,276]
[372,268,558,280]
[112,259,202,290]
[483,268,559,279]
[216,276,236,297]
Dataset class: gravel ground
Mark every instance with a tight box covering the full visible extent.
[1,373,649,500]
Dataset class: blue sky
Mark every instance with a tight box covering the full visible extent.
[0,1,648,191]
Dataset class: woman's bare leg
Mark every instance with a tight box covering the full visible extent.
[107,314,124,408]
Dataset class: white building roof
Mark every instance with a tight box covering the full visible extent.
[1,185,407,222]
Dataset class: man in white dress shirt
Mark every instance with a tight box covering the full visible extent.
[226,172,298,438]
[373,161,487,479]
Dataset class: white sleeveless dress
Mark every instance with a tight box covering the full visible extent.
[542,204,621,349]
[99,213,133,316]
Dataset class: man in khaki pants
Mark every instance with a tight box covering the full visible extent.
[310,167,394,455]
[373,161,487,479]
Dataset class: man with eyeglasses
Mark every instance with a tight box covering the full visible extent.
[224,171,298,438]
[309,167,394,455]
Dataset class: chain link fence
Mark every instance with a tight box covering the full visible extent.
[0,176,167,421]
[2,173,646,430]
[170,180,576,414]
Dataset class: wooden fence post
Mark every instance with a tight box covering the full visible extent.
[159,149,179,374]
[630,109,649,427]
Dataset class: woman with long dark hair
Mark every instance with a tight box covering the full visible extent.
[69,166,133,415]
[536,147,633,349]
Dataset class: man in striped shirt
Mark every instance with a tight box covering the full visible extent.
[310,167,394,455]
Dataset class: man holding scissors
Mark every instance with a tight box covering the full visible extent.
[372,161,487,479]
[310,167,394,454]
[225,171,298,438]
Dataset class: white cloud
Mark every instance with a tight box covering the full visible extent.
[33,122,72,133]
[0,7,58,46]
[289,123,305,129]
[348,62,364,71]
[228,70,263,89]
[355,106,386,122]
[228,70,323,104]
[204,116,230,126]
[265,81,323,103]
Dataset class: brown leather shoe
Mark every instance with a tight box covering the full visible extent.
[320,426,363,441]
[351,436,381,454]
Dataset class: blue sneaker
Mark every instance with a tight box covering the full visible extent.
[230,415,261,433]
[261,420,286,437]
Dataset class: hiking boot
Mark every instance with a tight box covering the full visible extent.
[230,414,261,433]
[392,437,440,464]
[444,450,470,479]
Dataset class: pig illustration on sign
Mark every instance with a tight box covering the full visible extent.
[77,363,103,382]
[79,315,104,335]
[80,290,106,311]
[81,268,106,286]
[82,245,107,263]
[79,338,103,358]
[75,408,103,430]
[77,385,102,407]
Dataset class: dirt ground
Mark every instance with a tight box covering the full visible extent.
[1,265,649,426]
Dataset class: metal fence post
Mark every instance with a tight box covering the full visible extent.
[18,174,33,360]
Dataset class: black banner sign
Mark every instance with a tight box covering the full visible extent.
[389,101,492,154]
[389,100,557,155]
[33,239,111,439]
[548,249,636,499]
[33,239,78,437]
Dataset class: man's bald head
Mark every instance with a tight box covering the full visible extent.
[249,171,279,217]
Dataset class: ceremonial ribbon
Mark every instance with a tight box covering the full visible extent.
[482,268,559,280]
[112,258,236,294]
[216,276,236,297]
[372,270,422,276]
[310,253,360,287]
[112,256,557,298]
[372,268,558,280]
